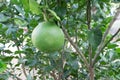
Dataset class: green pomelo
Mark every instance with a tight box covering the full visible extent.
[31,21,64,52]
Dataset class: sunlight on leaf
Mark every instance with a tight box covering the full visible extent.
[21,0,29,12]
[29,0,41,15]
[0,60,7,73]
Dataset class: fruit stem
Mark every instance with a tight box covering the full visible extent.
[42,0,49,21]
[42,9,48,21]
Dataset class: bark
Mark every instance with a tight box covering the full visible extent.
[89,67,94,80]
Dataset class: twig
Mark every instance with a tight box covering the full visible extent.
[75,27,78,43]
[12,31,28,78]
[86,0,91,29]
[60,23,89,69]
[6,70,22,80]
[103,28,120,48]
[97,28,120,54]
[92,9,120,66]
[58,43,65,80]
[9,73,22,80]
[16,46,27,78]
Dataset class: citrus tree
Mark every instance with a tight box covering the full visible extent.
[0,0,120,80]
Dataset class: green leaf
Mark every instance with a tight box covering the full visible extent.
[0,43,5,50]
[14,5,24,15]
[5,24,18,35]
[0,60,7,73]
[3,50,12,53]
[70,60,79,70]
[0,13,10,22]
[115,48,120,53]
[115,38,120,42]
[15,51,24,54]
[14,18,28,27]
[0,74,8,80]
[29,0,41,15]
[0,56,14,62]
[27,74,33,80]
[88,28,102,50]
[112,0,120,3]
[55,6,66,19]
[10,0,20,5]
[29,19,38,27]
[21,0,29,12]
[48,9,61,21]
[107,43,118,49]
[48,51,60,60]
[0,2,4,8]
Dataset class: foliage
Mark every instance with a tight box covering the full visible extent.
[0,0,120,80]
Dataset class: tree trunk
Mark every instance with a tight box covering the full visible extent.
[89,67,94,80]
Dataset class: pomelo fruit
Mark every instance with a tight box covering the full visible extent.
[31,21,64,52]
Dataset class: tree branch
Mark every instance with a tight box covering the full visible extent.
[86,0,92,66]
[92,8,120,66]
[60,22,89,69]
[50,71,58,80]
[103,28,120,48]
[86,0,95,80]
[86,0,91,29]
